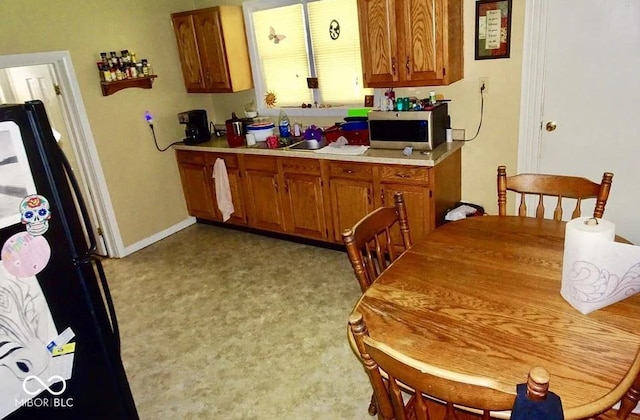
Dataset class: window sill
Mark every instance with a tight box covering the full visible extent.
[257,106,373,119]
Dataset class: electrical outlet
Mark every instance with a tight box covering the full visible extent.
[479,77,489,94]
[452,129,465,141]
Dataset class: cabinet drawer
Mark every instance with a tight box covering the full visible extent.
[206,153,238,169]
[176,150,205,165]
[244,155,278,172]
[281,157,321,175]
[380,166,430,183]
[329,161,373,180]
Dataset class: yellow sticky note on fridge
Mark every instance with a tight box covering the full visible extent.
[52,342,76,356]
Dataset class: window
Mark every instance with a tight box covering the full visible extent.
[243,0,372,116]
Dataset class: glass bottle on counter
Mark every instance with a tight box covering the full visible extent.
[278,109,290,138]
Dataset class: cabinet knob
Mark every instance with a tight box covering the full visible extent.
[391,57,396,76]
[343,169,355,174]
[395,173,410,178]
[405,56,410,74]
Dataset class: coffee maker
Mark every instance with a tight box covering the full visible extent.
[178,110,211,145]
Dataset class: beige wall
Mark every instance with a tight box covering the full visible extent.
[0,0,524,250]
[202,0,525,214]
[0,0,208,248]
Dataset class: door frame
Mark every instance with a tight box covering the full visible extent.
[517,0,549,174]
[0,51,125,257]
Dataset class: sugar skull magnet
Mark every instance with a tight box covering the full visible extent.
[19,195,51,236]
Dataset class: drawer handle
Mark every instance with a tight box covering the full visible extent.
[395,173,410,178]
[343,169,355,174]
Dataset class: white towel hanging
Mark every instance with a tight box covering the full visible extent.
[212,158,234,222]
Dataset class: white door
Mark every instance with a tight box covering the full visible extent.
[522,0,640,244]
[0,64,108,255]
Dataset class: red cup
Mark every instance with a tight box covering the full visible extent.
[266,135,279,149]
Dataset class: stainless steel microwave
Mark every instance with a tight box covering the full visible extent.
[368,103,448,151]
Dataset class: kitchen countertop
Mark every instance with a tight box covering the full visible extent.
[174,137,463,167]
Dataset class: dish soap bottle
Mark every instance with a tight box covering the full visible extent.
[278,109,291,138]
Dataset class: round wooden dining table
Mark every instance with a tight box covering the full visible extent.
[350,216,640,419]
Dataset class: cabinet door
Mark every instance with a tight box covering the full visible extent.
[357,0,398,86]
[209,168,247,225]
[207,154,247,225]
[225,169,247,224]
[330,179,375,242]
[171,14,206,92]
[244,170,284,232]
[177,162,216,219]
[193,8,232,91]
[398,0,443,83]
[283,173,327,240]
[380,183,431,244]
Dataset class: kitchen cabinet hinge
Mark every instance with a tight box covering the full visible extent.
[54,84,62,95]
[443,68,446,76]
[429,190,433,198]
[97,226,103,236]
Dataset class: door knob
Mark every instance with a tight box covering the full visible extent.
[545,121,557,132]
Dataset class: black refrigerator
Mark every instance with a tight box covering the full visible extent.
[0,101,138,419]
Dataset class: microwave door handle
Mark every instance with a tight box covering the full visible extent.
[56,143,98,255]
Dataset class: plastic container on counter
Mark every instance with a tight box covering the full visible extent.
[246,122,275,143]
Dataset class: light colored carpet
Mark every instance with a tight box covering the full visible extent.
[102,223,373,420]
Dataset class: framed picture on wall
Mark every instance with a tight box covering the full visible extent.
[475,0,512,60]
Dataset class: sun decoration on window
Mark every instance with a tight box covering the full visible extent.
[264,91,277,108]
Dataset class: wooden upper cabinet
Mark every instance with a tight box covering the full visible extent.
[172,14,204,91]
[171,6,253,93]
[357,0,398,85]
[357,0,463,88]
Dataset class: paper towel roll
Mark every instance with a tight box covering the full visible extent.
[561,217,640,314]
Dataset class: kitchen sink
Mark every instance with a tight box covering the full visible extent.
[287,139,327,150]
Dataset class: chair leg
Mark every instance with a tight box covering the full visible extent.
[368,392,378,416]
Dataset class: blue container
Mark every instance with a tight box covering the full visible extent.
[341,120,368,131]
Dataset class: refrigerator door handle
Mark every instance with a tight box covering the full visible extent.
[87,255,122,355]
[56,142,98,255]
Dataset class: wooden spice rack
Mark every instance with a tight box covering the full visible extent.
[100,75,157,96]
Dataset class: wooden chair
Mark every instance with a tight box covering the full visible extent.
[349,312,553,420]
[342,192,411,416]
[342,192,412,294]
[497,165,613,221]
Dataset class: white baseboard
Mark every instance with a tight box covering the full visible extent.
[122,217,196,257]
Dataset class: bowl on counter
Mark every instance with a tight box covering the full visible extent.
[246,122,275,142]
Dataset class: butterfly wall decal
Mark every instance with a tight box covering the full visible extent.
[268,26,286,44]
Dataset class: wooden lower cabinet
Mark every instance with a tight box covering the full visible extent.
[176,150,216,219]
[328,161,375,242]
[242,155,285,232]
[380,183,431,247]
[175,148,461,244]
[378,164,433,246]
[330,178,375,242]
[205,153,246,225]
[281,158,328,240]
